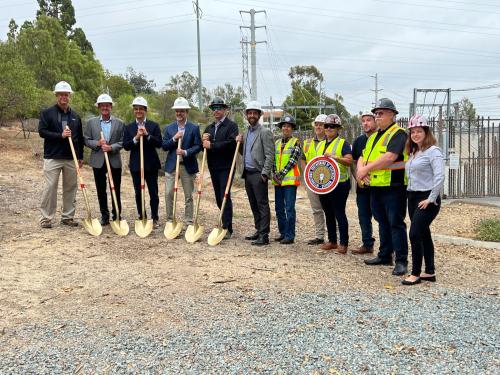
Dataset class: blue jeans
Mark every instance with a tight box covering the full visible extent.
[370,186,408,263]
[356,189,375,248]
[274,185,297,240]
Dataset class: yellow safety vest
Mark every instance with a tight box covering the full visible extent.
[362,123,408,187]
[302,137,324,163]
[273,137,300,186]
[317,137,349,183]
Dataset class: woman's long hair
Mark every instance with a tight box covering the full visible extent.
[405,126,437,155]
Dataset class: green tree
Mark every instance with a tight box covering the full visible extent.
[104,72,135,99]
[0,43,40,123]
[126,67,155,95]
[7,19,18,42]
[71,27,93,54]
[212,83,245,107]
[458,97,477,122]
[37,0,76,34]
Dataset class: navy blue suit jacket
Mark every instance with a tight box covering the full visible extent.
[162,121,202,175]
[123,120,162,172]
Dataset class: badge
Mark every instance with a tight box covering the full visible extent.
[304,156,340,194]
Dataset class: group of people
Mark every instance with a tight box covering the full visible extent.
[38,81,445,285]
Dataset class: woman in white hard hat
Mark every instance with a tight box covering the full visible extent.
[402,115,444,285]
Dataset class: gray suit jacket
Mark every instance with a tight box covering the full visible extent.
[240,124,275,178]
[84,116,124,169]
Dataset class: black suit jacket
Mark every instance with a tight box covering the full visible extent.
[203,117,238,170]
[123,120,162,172]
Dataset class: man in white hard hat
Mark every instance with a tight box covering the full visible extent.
[123,96,162,228]
[300,114,327,245]
[350,111,378,255]
[38,81,83,228]
[161,97,202,226]
[236,100,274,246]
[84,94,125,225]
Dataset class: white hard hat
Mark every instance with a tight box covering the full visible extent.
[54,81,73,94]
[361,110,375,119]
[132,96,148,108]
[314,114,327,123]
[95,93,113,106]
[245,100,262,113]
[172,97,191,110]
[408,114,429,128]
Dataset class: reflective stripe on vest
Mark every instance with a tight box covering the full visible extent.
[303,138,323,163]
[274,137,300,186]
[362,123,408,187]
[317,137,349,182]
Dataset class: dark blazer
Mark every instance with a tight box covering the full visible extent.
[84,115,124,169]
[162,121,202,175]
[38,104,83,160]
[203,117,238,170]
[123,120,162,172]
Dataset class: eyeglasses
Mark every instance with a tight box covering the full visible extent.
[374,111,386,117]
[324,124,339,129]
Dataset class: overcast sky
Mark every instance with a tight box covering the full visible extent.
[2,0,500,117]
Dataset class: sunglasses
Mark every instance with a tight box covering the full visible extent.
[324,124,340,129]
[211,106,225,111]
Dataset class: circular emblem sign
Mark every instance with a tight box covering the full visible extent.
[304,156,340,194]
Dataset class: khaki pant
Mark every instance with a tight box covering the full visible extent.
[165,165,195,224]
[306,187,325,239]
[39,159,77,222]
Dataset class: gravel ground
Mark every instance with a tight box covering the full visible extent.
[1,288,498,374]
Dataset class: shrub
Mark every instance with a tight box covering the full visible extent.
[475,219,500,242]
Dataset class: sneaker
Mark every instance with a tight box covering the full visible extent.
[61,218,78,227]
[40,219,52,229]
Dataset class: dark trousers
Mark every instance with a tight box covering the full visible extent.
[131,169,159,220]
[93,165,122,220]
[356,188,375,248]
[244,170,270,236]
[319,180,350,246]
[408,191,440,276]
[274,185,297,240]
[209,168,233,232]
[370,186,408,263]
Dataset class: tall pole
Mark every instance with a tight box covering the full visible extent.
[370,73,382,106]
[195,0,203,110]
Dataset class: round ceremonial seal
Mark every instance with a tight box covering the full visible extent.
[304,156,340,194]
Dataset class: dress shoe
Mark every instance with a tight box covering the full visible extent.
[320,242,338,251]
[307,238,324,245]
[351,245,374,255]
[252,235,269,246]
[274,235,284,242]
[392,262,408,276]
[224,231,233,240]
[335,245,348,254]
[364,256,393,266]
[100,217,110,226]
[245,232,259,241]
[420,275,436,282]
[402,277,421,286]
[153,220,160,229]
[280,238,294,245]
[61,218,78,227]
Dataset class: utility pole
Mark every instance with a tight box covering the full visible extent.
[240,9,266,101]
[370,73,382,106]
[195,0,203,110]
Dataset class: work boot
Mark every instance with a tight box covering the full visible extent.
[335,245,348,254]
[351,245,374,254]
[245,232,259,241]
[252,235,269,246]
[61,218,78,227]
[364,256,393,266]
[320,242,338,251]
[307,238,324,245]
[274,234,284,242]
[392,262,408,276]
[280,238,294,245]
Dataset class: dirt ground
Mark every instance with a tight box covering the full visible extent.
[0,126,499,334]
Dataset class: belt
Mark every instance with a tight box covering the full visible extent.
[245,168,259,173]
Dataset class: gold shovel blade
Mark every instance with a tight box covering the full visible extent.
[110,219,130,236]
[135,218,153,238]
[185,224,204,243]
[164,220,184,240]
[207,227,227,246]
[82,218,102,237]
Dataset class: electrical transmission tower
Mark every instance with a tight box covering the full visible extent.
[370,73,383,106]
[240,35,250,97]
[240,9,267,101]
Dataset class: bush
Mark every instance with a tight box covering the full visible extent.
[475,219,500,242]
